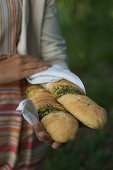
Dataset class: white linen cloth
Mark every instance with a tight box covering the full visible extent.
[17,99,39,125]
[27,64,86,93]
[17,64,86,125]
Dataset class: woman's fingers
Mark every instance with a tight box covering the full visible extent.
[11,54,51,68]
[33,121,67,148]
[0,54,52,83]
[52,142,66,149]
[19,55,41,64]
[38,131,53,145]
[15,54,49,66]
[19,54,52,77]
[22,66,49,78]
[33,121,53,145]
[22,61,51,70]
[33,121,44,133]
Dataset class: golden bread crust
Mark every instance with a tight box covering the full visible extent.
[41,112,79,143]
[58,94,107,129]
[42,79,107,129]
[44,79,85,94]
[26,84,79,142]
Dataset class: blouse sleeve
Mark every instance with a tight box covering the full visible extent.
[40,0,68,69]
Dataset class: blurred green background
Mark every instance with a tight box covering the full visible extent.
[44,0,113,169]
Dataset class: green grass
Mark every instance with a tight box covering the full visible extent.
[43,1,113,169]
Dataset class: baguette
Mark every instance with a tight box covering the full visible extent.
[26,84,79,143]
[42,79,108,129]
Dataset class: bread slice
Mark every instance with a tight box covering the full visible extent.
[26,84,79,143]
[42,79,107,129]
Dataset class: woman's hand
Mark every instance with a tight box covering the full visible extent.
[0,54,51,84]
[33,120,66,149]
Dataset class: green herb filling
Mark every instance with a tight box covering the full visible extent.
[51,85,84,99]
[38,104,66,120]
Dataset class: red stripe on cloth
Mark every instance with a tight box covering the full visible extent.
[19,139,43,150]
[0,104,19,111]
[0,113,21,117]
[0,162,12,169]
[0,55,9,61]
[15,157,45,170]
[0,144,17,154]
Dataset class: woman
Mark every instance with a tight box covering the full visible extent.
[0,0,68,169]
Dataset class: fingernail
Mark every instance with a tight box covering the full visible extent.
[38,132,43,137]
[33,122,37,129]
[48,63,52,67]
[52,143,58,149]
[33,121,39,127]
[42,66,48,69]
